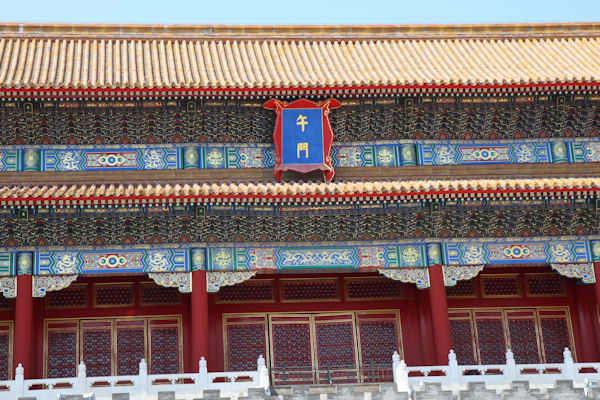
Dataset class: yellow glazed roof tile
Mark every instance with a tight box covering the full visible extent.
[0,23,599,90]
[0,177,599,202]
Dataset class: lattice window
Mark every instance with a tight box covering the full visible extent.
[315,316,356,368]
[451,307,575,365]
[140,282,181,306]
[216,280,274,303]
[539,310,573,363]
[0,323,12,380]
[280,279,339,302]
[506,311,541,364]
[446,279,478,298]
[481,274,521,298]
[475,315,506,364]
[149,319,181,374]
[46,322,78,378]
[525,274,567,297]
[94,284,134,307]
[449,312,476,365]
[345,278,404,300]
[82,321,112,377]
[225,318,267,371]
[46,284,88,309]
[116,320,146,375]
[357,313,400,365]
[0,297,13,311]
[45,316,181,378]
[271,318,312,367]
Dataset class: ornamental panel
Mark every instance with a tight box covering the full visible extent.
[206,244,427,271]
[443,239,591,266]
[36,249,189,275]
[42,147,181,171]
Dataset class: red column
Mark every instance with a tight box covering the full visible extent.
[593,262,600,317]
[14,252,34,378]
[428,264,453,365]
[191,269,209,370]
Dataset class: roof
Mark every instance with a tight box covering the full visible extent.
[0,23,599,91]
[1,177,598,206]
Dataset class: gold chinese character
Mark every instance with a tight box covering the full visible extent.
[296,114,308,132]
[297,142,309,158]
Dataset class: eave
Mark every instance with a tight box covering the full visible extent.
[1,163,599,207]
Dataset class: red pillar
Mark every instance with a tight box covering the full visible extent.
[14,252,34,378]
[428,264,453,365]
[593,262,600,317]
[191,269,209,371]
[573,283,599,362]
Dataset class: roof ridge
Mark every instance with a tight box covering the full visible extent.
[1,22,599,40]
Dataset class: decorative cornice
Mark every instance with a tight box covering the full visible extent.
[148,272,192,293]
[378,268,430,289]
[0,277,16,298]
[206,271,257,293]
[442,265,484,286]
[550,263,596,284]
[32,275,78,297]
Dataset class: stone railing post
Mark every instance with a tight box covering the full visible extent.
[563,348,576,381]
[14,363,24,399]
[448,350,460,387]
[76,361,87,394]
[505,349,518,382]
[138,358,148,397]
[257,355,269,391]
[198,356,209,390]
[392,352,409,393]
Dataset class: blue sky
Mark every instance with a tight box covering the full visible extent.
[1,0,599,24]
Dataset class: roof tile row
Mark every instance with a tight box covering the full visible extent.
[0,177,597,200]
[0,36,598,89]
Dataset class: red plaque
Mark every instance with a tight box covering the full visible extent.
[264,98,341,182]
